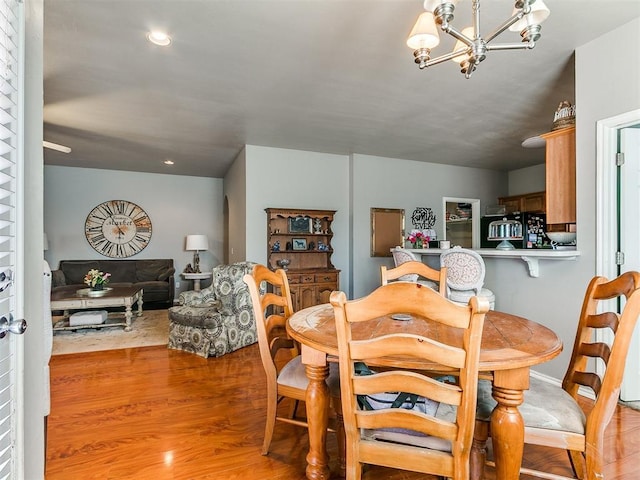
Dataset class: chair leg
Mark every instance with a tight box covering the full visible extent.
[567,450,585,479]
[289,399,300,420]
[470,420,489,480]
[333,400,346,477]
[262,390,278,455]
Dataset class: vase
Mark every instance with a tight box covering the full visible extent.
[415,239,423,249]
[92,284,104,291]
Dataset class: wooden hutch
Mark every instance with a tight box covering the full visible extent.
[265,208,339,311]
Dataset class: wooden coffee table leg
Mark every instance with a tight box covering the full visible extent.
[137,292,143,316]
[302,347,331,480]
[491,368,530,480]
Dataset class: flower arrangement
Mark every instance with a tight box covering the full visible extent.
[84,269,111,289]
[407,231,431,249]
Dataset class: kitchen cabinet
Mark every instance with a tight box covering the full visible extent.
[541,126,576,224]
[265,208,339,311]
[498,191,545,214]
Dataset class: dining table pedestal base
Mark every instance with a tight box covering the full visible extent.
[303,352,332,480]
[490,367,529,480]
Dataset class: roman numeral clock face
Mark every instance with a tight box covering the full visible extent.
[85,200,152,258]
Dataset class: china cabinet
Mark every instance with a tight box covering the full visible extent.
[265,208,339,311]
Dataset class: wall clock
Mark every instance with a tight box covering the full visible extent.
[85,200,152,258]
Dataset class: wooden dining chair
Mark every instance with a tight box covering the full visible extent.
[380,260,448,296]
[331,282,490,480]
[471,271,640,480]
[243,264,343,458]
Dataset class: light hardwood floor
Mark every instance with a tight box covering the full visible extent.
[46,344,640,479]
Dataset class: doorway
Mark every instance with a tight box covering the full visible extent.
[596,109,640,401]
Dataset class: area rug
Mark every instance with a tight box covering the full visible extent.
[52,309,169,355]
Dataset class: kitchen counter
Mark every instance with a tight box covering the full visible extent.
[403,248,580,278]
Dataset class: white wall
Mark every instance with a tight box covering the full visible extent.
[352,154,506,298]
[224,147,247,264]
[243,146,351,295]
[44,166,224,296]
[487,17,640,379]
[508,164,545,195]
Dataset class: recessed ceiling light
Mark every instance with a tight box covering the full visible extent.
[147,30,171,46]
[164,160,174,165]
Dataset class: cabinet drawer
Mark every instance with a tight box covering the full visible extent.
[315,273,337,283]
[287,274,302,284]
[300,274,315,284]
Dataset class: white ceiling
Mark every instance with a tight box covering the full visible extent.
[43,0,640,178]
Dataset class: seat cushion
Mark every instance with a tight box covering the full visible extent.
[476,377,586,434]
[449,287,495,304]
[168,305,223,329]
[361,401,456,452]
[277,356,341,397]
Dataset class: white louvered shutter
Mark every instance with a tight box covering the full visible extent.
[0,0,23,478]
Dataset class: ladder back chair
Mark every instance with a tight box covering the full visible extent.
[391,246,440,290]
[243,264,343,458]
[331,282,490,480]
[380,260,448,297]
[471,271,640,480]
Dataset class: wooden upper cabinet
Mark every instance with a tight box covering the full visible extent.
[498,191,545,214]
[541,126,576,225]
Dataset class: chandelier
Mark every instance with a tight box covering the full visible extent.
[407,0,550,78]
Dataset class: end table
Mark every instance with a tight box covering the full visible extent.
[181,272,212,291]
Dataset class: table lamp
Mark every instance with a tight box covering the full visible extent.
[185,234,208,273]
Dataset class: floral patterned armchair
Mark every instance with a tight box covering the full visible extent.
[168,261,258,357]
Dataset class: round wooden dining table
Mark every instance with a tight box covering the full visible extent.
[286,303,563,480]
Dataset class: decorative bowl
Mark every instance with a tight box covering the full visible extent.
[546,232,576,244]
[276,259,291,270]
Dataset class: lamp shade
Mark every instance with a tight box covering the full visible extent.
[451,26,474,63]
[186,234,208,251]
[509,0,550,32]
[407,12,440,50]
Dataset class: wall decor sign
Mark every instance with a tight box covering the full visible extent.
[411,207,436,229]
[288,216,312,233]
[85,200,152,258]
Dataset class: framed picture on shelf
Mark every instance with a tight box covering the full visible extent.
[288,216,312,233]
[292,238,307,250]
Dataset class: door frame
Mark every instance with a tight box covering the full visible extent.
[595,109,640,388]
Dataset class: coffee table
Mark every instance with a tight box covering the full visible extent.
[51,286,143,332]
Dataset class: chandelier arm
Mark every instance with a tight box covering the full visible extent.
[423,48,471,68]
[442,25,473,47]
[486,41,535,51]
[483,11,526,44]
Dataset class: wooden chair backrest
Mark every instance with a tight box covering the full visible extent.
[381,261,448,296]
[562,271,640,444]
[244,265,297,384]
[331,282,489,479]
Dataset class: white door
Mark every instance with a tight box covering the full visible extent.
[0,0,26,477]
[620,127,640,401]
